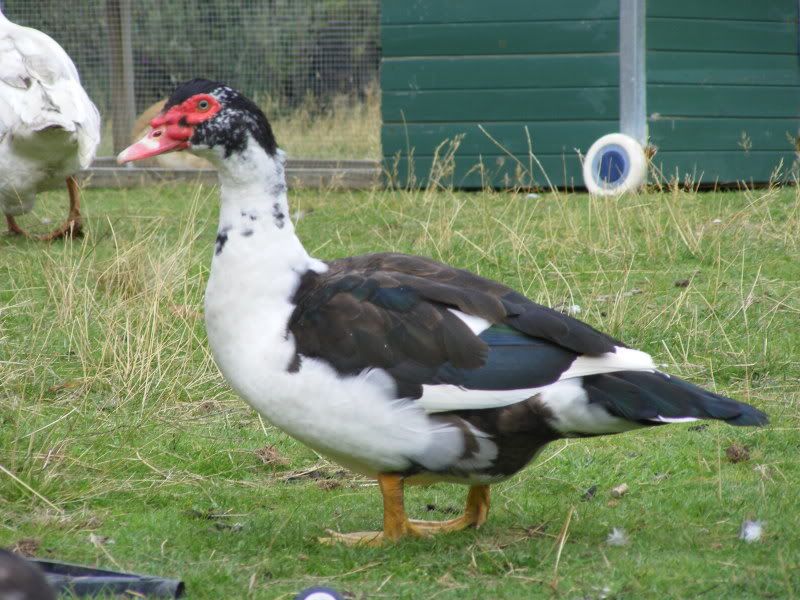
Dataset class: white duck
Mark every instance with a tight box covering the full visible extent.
[0,9,100,239]
[119,80,767,546]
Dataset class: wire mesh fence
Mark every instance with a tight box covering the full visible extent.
[3,0,380,153]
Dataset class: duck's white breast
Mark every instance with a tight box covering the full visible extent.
[203,228,466,476]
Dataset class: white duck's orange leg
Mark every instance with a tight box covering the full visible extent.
[319,476,490,546]
[39,176,83,241]
[5,214,27,236]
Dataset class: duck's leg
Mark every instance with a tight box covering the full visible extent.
[39,176,83,241]
[319,473,430,546]
[408,484,490,533]
[5,214,27,236]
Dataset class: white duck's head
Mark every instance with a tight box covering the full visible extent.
[117,79,278,166]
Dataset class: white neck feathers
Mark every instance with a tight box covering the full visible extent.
[205,139,326,272]
[202,136,326,384]
[216,144,291,234]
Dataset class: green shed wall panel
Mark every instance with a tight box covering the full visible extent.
[383,89,619,122]
[382,21,619,57]
[648,119,800,152]
[651,151,797,185]
[646,0,799,184]
[648,19,797,54]
[648,86,800,118]
[647,0,794,22]
[381,0,620,188]
[381,55,619,91]
[648,52,800,86]
[381,0,618,24]
[382,122,618,156]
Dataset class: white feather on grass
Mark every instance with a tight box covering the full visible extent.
[739,520,763,543]
[606,527,629,546]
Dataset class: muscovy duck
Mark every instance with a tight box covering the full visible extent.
[118,79,767,546]
[0,9,100,239]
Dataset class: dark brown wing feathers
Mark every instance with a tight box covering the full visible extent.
[289,253,621,396]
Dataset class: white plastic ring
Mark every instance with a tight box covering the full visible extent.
[582,133,647,196]
[295,588,343,600]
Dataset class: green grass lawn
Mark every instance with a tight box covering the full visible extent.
[1,183,798,598]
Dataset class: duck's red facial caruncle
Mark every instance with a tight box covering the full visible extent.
[117,94,222,163]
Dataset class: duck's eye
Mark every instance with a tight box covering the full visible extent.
[197,100,210,111]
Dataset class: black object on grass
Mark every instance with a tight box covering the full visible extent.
[0,549,56,600]
[30,558,184,598]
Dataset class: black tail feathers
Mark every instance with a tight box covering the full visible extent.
[583,371,768,427]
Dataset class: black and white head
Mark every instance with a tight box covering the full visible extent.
[118,79,278,165]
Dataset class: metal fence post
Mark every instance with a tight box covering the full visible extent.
[619,0,646,145]
[106,0,136,155]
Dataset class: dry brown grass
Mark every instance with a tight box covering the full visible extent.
[268,83,381,160]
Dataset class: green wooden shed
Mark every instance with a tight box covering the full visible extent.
[380,0,800,189]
